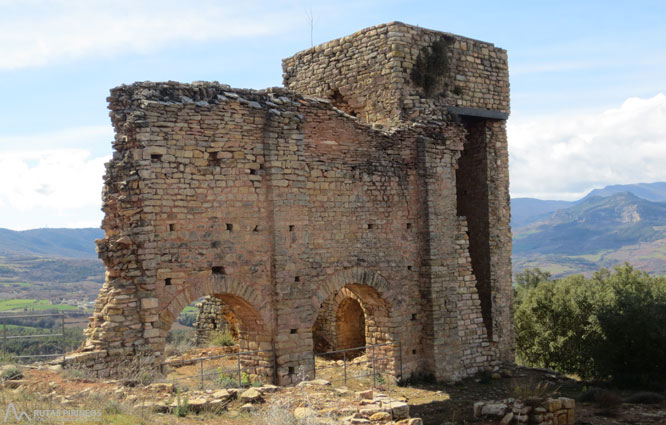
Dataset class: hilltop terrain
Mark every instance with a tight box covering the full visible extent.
[512,182,666,277]
[0,228,104,303]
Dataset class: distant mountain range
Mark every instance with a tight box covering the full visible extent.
[512,182,666,277]
[0,227,103,259]
[512,182,666,228]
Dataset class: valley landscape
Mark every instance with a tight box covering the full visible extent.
[0,228,104,309]
[513,182,666,277]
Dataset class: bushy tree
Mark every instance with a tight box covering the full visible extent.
[593,266,666,388]
[515,273,602,376]
[515,268,553,290]
[515,264,666,388]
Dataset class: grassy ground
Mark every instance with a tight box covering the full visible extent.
[0,299,79,312]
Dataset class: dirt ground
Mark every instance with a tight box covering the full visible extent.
[1,353,665,425]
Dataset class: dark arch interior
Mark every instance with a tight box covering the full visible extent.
[335,297,366,351]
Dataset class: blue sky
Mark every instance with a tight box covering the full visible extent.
[1,0,665,229]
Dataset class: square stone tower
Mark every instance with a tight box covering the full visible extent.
[71,22,513,384]
[282,21,514,370]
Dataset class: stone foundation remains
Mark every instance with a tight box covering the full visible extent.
[74,21,513,384]
[474,398,575,425]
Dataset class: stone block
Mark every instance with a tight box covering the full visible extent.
[141,298,159,309]
[390,401,409,420]
[481,403,507,417]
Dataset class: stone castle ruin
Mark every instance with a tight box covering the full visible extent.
[71,22,513,384]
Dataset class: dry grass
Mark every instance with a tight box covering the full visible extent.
[511,377,560,406]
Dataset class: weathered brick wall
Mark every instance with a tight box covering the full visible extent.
[75,21,513,383]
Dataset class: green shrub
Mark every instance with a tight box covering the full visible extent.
[217,369,237,388]
[515,273,602,376]
[173,390,189,417]
[410,36,453,96]
[216,369,253,388]
[0,351,13,365]
[515,265,666,389]
[241,371,251,387]
[103,401,123,415]
[137,371,154,386]
[1,365,22,381]
[512,379,559,402]
[210,330,235,347]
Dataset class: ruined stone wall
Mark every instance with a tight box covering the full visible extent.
[284,21,513,364]
[283,21,509,126]
[83,82,444,381]
[194,296,239,346]
[77,22,513,383]
[474,397,575,425]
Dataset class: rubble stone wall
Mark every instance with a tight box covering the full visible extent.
[194,296,240,346]
[474,397,575,425]
[75,21,513,384]
[283,21,513,363]
[283,21,509,126]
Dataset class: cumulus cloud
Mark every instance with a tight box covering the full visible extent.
[0,148,110,212]
[509,93,666,200]
[0,0,300,69]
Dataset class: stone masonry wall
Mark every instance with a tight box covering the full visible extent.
[283,21,509,126]
[283,21,513,363]
[194,296,240,346]
[74,22,513,383]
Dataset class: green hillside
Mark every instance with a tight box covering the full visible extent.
[513,192,666,277]
[0,228,105,302]
[0,227,104,259]
[514,192,666,255]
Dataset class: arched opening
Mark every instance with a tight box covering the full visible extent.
[312,283,392,357]
[212,293,270,354]
[311,281,398,383]
[336,297,365,351]
[158,284,275,386]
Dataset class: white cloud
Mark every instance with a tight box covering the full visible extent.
[509,93,666,200]
[0,125,112,152]
[0,148,110,212]
[0,0,300,69]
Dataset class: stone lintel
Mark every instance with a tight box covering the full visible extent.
[448,106,509,121]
